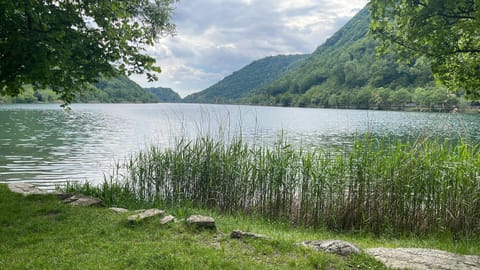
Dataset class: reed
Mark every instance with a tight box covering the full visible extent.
[68,134,480,237]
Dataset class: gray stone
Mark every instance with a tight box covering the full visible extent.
[366,248,480,270]
[109,207,129,214]
[300,240,361,256]
[211,242,222,250]
[53,192,73,200]
[8,182,48,196]
[160,215,176,224]
[186,215,216,230]
[230,230,270,240]
[63,194,103,207]
[128,209,165,222]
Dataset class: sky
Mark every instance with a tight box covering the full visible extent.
[130,0,369,97]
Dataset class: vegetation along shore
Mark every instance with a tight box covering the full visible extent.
[67,135,480,238]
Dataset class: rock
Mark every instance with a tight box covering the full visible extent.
[128,209,165,223]
[299,240,361,256]
[230,230,270,240]
[63,194,103,207]
[53,192,73,200]
[186,215,216,230]
[109,207,129,214]
[160,215,176,224]
[211,242,222,250]
[8,182,48,196]
[365,248,480,270]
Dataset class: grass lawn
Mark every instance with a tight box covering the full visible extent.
[1,184,479,270]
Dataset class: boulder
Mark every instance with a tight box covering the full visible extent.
[186,215,216,230]
[62,194,103,207]
[109,207,129,214]
[160,215,176,225]
[53,192,73,200]
[366,248,480,270]
[299,240,361,256]
[7,182,48,196]
[128,209,165,223]
[230,230,270,240]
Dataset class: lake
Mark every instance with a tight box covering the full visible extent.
[1,103,479,190]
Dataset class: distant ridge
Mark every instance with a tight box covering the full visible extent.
[76,76,180,103]
[144,87,182,102]
[0,75,182,104]
[183,54,308,104]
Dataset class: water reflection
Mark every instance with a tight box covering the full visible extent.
[0,103,479,189]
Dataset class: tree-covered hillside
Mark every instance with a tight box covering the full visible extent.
[0,76,181,104]
[75,76,158,103]
[237,7,471,110]
[183,54,307,104]
[180,7,472,111]
[145,87,182,102]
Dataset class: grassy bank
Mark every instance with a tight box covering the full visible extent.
[68,135,480,238]
[1,184,480,269]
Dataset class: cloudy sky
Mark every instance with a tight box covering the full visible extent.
[131,0,369,97]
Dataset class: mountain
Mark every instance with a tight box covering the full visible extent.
[183,54,308,104]
[1,75,182,104]
[184,6,466,110]
[144,87,182,102]
[81,77,183,103]
[75,75,158,103]
[246,6,447,109]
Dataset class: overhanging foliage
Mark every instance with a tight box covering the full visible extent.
[370,0,480,98]
[0,0,176,104]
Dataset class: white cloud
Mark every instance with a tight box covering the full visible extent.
[240,0,254,5]
[130,0,369,96]
[275,0,316,12]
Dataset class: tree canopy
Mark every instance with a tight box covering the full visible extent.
[0,0,176,104]
[369,0,480,98]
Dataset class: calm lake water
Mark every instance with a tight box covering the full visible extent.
[1,103,479,189]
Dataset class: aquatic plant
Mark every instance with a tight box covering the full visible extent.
[68,134,480,236]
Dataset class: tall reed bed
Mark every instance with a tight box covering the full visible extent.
[70,135,480,236]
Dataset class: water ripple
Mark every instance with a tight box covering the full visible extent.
[0,103,479,189]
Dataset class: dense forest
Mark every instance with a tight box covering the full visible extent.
[0,76,180,104]
[183,55,307,103]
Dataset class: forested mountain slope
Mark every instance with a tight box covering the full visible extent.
[183,54,307,103]
[246,7,457,109]
[1,76,182,104]
[75,76,158,103]
[145,87,182,102]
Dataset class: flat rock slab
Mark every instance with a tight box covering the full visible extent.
[160,215,176,224]
[109,207,129,214]
[366,248,480,270]
[300,240,361,256]
[54,192,73,200]
[186,215,216,230]
[230,230,270,240]
[128,209,165,222]
[63,194,103,207]
[8,182,48,196]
